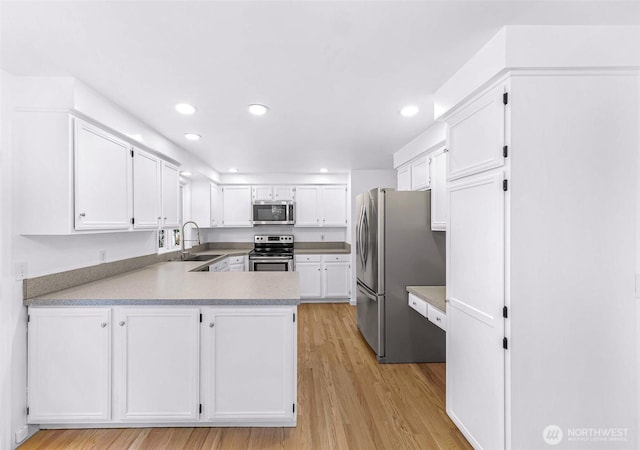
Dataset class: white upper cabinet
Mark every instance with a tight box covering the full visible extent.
[430,150,448,231]
[447,85,505,181]
[294,186,320,226]
[210,184,220,226]
[397,166,411,191]
[295,185,348,227]
[13,111,180,235]
[74,119,132,230]
[221,186,252,227]
[191,181,220,228]
[132,148,161,229]
[410,155,430,190]
[396,154,431,192]
[161,161,180,228]
[252,185,294,202]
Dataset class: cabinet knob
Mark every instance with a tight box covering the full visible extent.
[164,217,167,220]
[100,322,107,328]
[79,213,86,217]
[157,216,162,220]
[436,317,441,322]
[317,268,320,271]
[325,268,327,271]
[119,321,125,326]
[209,322,214,328]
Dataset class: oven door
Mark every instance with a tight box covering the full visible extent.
[249,258,294,272]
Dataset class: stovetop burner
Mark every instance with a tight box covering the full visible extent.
[250,234,294,259]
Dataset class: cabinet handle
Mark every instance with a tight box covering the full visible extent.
[119,321,125,326]
[100,322,107,328]
[79,213,86,217]
[209,322,214,328]
[436,317,442,322]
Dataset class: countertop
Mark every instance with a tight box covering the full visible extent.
[406,286,446,313]
[26,250,300,306]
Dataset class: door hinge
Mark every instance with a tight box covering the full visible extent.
[503,92,509,105]
[131,217,135,225]
[26,406,30,415]
[199,404,202,414]
[503,306,508,318]
[503,180,508,191]
[27,314,30,323]
[130,149,134,157]
[293,313,296,323]
[503,337,508,350]
[293,403,295,413]
[503,145,508,158]
[199,313,203,323]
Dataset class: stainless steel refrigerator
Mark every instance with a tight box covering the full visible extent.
[356,188,446,363]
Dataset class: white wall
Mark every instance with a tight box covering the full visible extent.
[392,122,447,169]
[349,170,397,305]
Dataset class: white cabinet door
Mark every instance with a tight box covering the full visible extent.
[447,172,505,450]
[410,156,430,190]
[320,186,348,227]
[28,308,111,423]
[430,150,448,231]
[323,260,350,298]
[294,186,320,227]
[296,261,323,298]
[114,308,200,422]
[252,186,273,201]
[274,186,294,201]
[132,148,161,229]
[74,119,131,230]
[447,85,506,181]
[210,184,220,227]
[221,186,252,227]
[202,308,296,422]
[161,162,180,228]
[397,165,411,191]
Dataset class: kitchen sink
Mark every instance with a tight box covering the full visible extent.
[181,254,221,262]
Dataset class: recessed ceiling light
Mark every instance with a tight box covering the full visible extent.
[175,103,197,115]
[400,105,420,117]
[229,168,238,173]
[180,171,192,177]
[248,104,269,116]
[184,133,201,141]
[320,168,329,173]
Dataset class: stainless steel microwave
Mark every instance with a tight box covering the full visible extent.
[252,201,295,225]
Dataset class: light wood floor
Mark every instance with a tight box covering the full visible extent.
[20,303,471,450]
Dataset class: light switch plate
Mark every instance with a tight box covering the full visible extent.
[15,262,27,281]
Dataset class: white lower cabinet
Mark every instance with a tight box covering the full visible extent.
[295,254,351,300]
[202,307,297,423]
[28,304,297,427]
[27,308,112,423]
[114,308,200,422]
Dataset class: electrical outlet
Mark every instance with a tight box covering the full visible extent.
[15,262,27,281]
[15,425,28,443]
[99,250,107,263]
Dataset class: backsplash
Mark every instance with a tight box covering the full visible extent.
[204,226,348,243]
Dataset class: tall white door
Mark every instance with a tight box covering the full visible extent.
[202,308,296,422]
[294,186,319,226]
[320,186,347,227]
[74,119,131,230]
[132,148,161,229]
[446,172,505,450]
[28,308,112,423]
[114,308,200,422]
[161,162,180,228]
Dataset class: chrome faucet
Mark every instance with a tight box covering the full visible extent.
[181,221,201,260]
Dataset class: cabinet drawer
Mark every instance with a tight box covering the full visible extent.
[322,254,350,263]
[295,254,322,263]
[227,255,245,265]
[219,258,230,268]
[408,293,428,318]
[428,304,446,331]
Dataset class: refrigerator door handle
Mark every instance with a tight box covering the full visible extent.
[357,281,378,301]
[362,207,369,268]
[357,205,366,269]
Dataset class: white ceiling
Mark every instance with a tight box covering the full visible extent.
[2,1,639,174]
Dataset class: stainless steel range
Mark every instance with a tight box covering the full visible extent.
[248,235,294,272]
